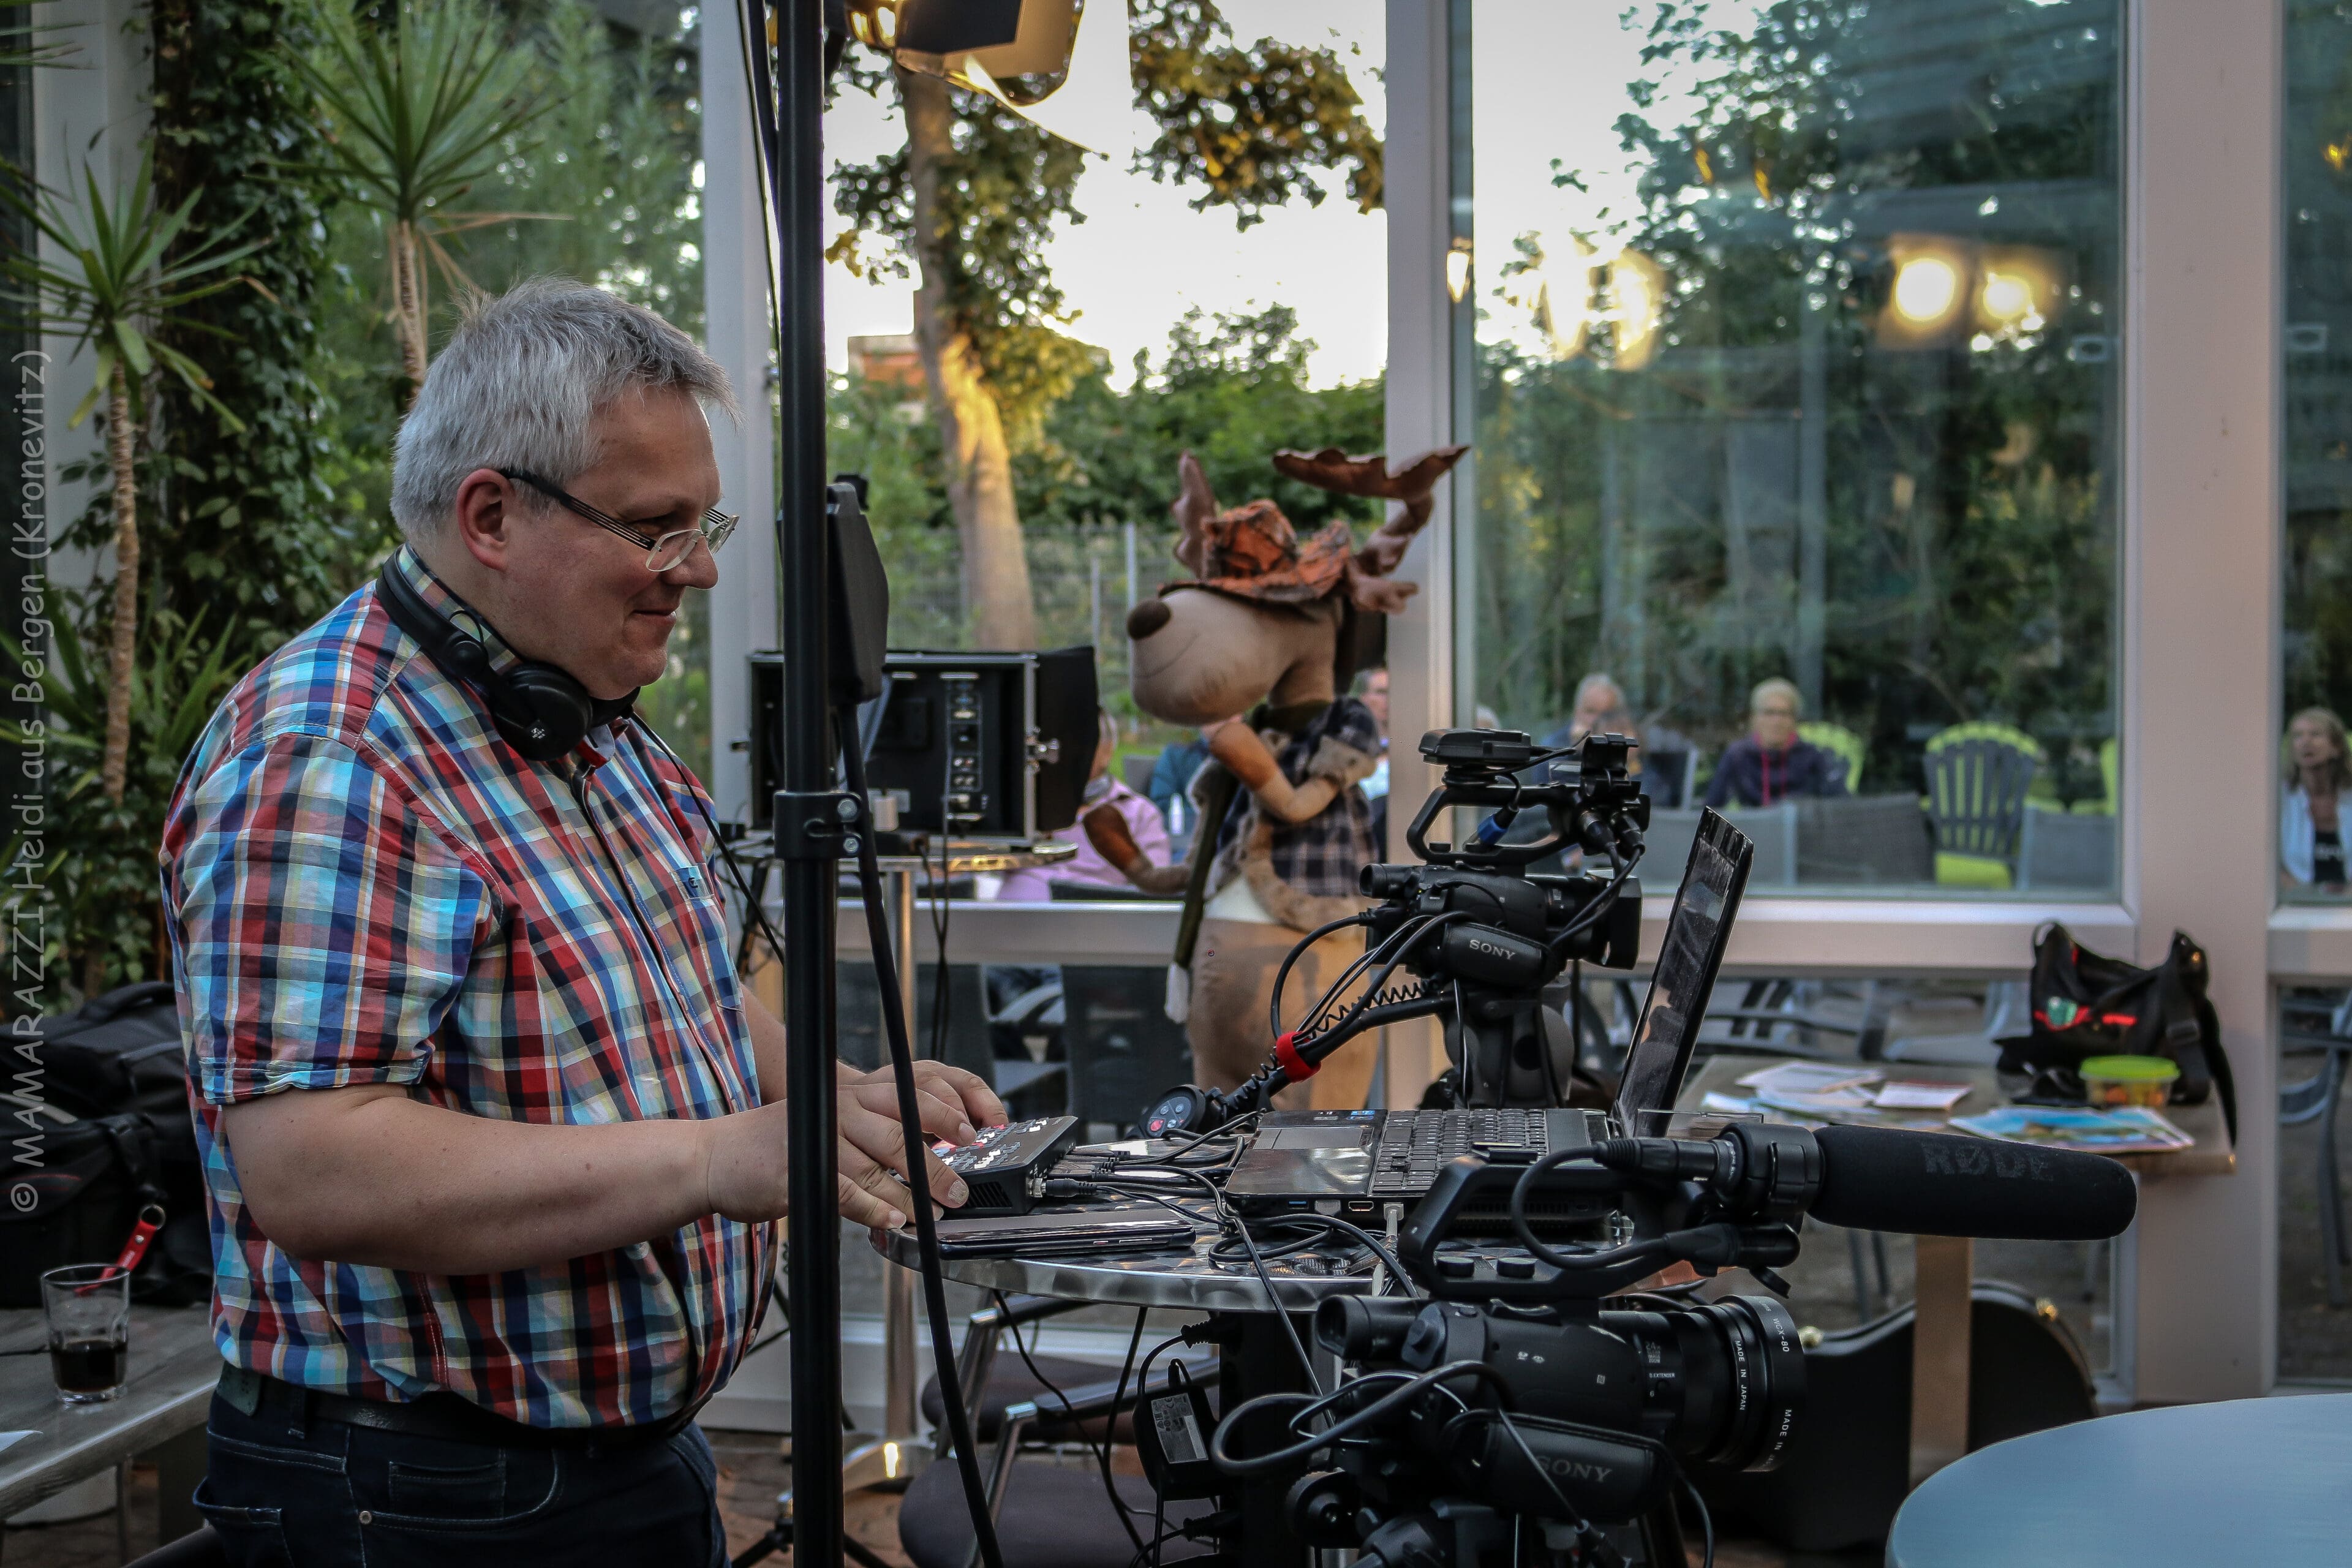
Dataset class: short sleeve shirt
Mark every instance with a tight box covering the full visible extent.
[159,548,768,1429]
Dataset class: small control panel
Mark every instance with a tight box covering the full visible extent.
[943,673,986,827]
[941,1115,1081,1216]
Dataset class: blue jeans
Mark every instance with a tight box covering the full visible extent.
[193,1392,728,1567]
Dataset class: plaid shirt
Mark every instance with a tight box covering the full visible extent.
[1209,696,1382,899]
[160,548,767,1429]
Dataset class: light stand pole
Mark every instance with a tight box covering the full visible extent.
[750,1,846,1564]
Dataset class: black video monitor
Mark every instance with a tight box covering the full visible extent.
[1611,809,1755,1136]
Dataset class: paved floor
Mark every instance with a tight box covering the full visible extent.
[0,1432,1829,1566]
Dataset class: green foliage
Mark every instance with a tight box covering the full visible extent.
[151,0,357,664]
[0,149,262,431]
[840,304,1385,654]
[1471,0,2122,801]
[285,0,549,236]
[439,1,705,330]
[1129,0,1383,221]
[1017,304,1385,533]
[0,609,246,1008]
[828,5,1384,439]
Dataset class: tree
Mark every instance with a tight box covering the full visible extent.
[1468,0,2120,794]
[829,1,1381,647]
[0,155,259,807]
[288,0,549,405]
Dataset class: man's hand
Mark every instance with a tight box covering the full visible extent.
[841,1060,1006,1142]
[703,1080,977,1232]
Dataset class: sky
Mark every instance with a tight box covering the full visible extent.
[818,0,1389,389]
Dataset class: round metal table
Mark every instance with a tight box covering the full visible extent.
[1887,1393,2352,1567]
[878,1221,1381,1314]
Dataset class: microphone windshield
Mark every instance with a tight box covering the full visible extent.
[1809,1124,2137,1241]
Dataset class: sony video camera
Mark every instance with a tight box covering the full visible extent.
[1208,1116,2139,1568]
[1142,728,1650,1136]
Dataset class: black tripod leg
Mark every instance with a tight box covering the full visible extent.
[1635,1497,1687,1568]
[730,1520,788,1568]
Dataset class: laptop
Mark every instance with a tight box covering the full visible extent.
[1222,809,1755,1221]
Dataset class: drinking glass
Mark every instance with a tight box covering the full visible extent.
[40,1264,130,1404]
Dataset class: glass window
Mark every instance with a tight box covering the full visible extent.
[2284,2,2352,907]
[1455,1,2123,896]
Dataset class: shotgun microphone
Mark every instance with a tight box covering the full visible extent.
[1808,1123,2138,1240]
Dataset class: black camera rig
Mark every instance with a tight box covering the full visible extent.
[1205,1120,1836,1568]
[1142,728,1651,1137]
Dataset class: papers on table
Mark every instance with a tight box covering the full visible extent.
[1870,1080,1973,1112]
[1950,1105,2193,1153]
[1736,1061,1880,1096]
[1723,1060,1973,1122]
[0,1431,36,1457]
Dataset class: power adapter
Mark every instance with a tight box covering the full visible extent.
[1134,1362,1221,1500]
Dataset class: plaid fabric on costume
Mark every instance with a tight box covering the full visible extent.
[1208,696,1382,899]
[160,547,767,1430]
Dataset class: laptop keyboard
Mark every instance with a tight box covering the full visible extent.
[1369,1109,1553,1198]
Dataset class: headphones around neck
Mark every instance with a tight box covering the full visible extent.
[376,559,636,763]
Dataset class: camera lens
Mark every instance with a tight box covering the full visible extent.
[1594,1295,1804,1473]
[1675,1296,1806,1471]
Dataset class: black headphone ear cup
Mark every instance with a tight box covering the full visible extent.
[491,664,597,763]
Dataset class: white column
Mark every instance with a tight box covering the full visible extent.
[32,0,149,592]
[1381,0,1454,1106]
[701,10,780,820]
[2121,0,2282,1401]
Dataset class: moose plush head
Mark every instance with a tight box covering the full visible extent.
[1123,445,1468,725]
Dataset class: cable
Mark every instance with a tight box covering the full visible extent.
[1087,1167,1321,1395]
[1267,910,1374,1041]
[837,708,1005,1568]
[1204,1213,1407,1288]
[1095,1310,1153,1550]
[1208,1360,1514,1477]
[1682,1472,1716,1568]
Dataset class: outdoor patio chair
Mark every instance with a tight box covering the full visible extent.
[902,1295,1218,1568]
[1793,794,1932,884]
[2015,804,2117,891]
[1060,965,1194,1135]
[1719,800,1798,884]
[2282,989,2352,1306]
[1924,723,2045,889]
[1798,720,1868,791]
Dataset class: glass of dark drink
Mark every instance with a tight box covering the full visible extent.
[40,1264,130,1404]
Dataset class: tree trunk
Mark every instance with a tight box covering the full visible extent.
[99,362,138,809]
[390,217,428,405]
[899,68,1038,650]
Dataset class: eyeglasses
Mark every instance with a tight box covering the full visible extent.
[499,469,738,574]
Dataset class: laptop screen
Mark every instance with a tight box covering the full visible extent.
[1611,809,1755,1134]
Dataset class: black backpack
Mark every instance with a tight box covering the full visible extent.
[1,982,211,1307]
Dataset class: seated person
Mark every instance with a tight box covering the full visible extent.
[997,709,1170,900]
[1704,677,1847,808]
[1539,673,1698,806]
[2282,705,2352,894]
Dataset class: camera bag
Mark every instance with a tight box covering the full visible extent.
[0,981,211,1306]
[1996,923,2237,1140]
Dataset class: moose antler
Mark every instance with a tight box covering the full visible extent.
[1170,450,1221,576]
[1272,443,1469,609]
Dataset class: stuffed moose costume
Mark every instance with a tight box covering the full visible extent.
[1082,445,1467,1107]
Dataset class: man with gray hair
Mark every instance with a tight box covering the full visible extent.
[161,281,999,1565]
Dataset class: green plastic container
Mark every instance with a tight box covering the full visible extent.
[2079,1054,2179,1108]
